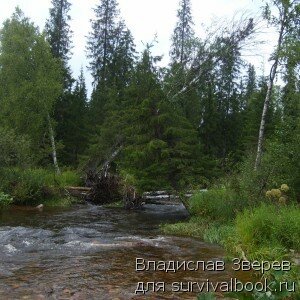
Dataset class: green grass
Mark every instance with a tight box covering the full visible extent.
[43,196,80,208]
[189,188,246,222]
[0,192,13,208]
[0,168,82,205]
[161,216,235,246]
[161,217,207,239]
[235,203,300,260]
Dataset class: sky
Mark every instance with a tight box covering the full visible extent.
[0,0,277,96]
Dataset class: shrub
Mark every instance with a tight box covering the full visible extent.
[0,127,32,168]
[235,204,300,259]
[0,192,13,207]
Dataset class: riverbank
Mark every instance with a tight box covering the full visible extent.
[0,168,83,208]
[161,188,300,299]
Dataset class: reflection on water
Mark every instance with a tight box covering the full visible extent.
[0,204,249,299]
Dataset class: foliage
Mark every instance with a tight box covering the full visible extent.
[0,8,62,163]
[234,118,300,203]
[0,127,32,168]
[0,168,80,205]
[235,204,300,259]
[0,192,13,208]
[119,47,205,192]
[189,189,245,222]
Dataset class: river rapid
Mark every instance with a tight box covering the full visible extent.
[0,204,247,299]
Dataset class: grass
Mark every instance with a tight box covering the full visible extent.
[161,217,207,239]
[161,188,300,299]
[188,188,246,222]
[0,167,82,206]
[43,196,80,208]
[161,216,235,246]
[235,204,300,260]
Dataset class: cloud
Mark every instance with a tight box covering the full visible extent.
[0,0,276,97]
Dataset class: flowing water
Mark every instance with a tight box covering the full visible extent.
[0,204,250,299]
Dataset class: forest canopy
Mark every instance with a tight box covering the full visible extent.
[0,0,299,198]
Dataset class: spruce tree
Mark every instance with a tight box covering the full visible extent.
[45,0,73,89]
[58,68,89,166]
[87,0,120,85]
[170,0,195,66]
[166,0,197,120]
[121,48,204,192]
[85,1,136,166]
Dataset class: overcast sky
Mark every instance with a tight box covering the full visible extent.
[0,0,276,96]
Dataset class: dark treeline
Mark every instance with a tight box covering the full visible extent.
[0,0,299,198]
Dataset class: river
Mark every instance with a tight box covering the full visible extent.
[0,204,248,299]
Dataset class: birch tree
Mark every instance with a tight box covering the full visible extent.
[254,0,300,170]
[0,8,62,173]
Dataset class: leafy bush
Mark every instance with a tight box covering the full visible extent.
[0,192,13,207]
[235,204,300,259]
[189,188,245,222]
[0,127,32,168]
[233,121,300,203]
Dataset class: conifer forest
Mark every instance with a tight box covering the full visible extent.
[0,0,299,299]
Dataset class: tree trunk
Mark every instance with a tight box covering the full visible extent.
[254,15,285,170]
[47,114,61,175]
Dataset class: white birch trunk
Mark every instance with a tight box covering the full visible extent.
[47,114,61,175]
[254,15,285,170]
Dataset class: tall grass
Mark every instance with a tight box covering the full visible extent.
[0,168,82,205]
[235,204,300,259]
[189,188,246,222]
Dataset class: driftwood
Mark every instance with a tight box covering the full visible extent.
[82,145,143,209]
[85,172,121,205]
[123,185,143,209]
[66,186,91,199]
[85,172,143,209]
